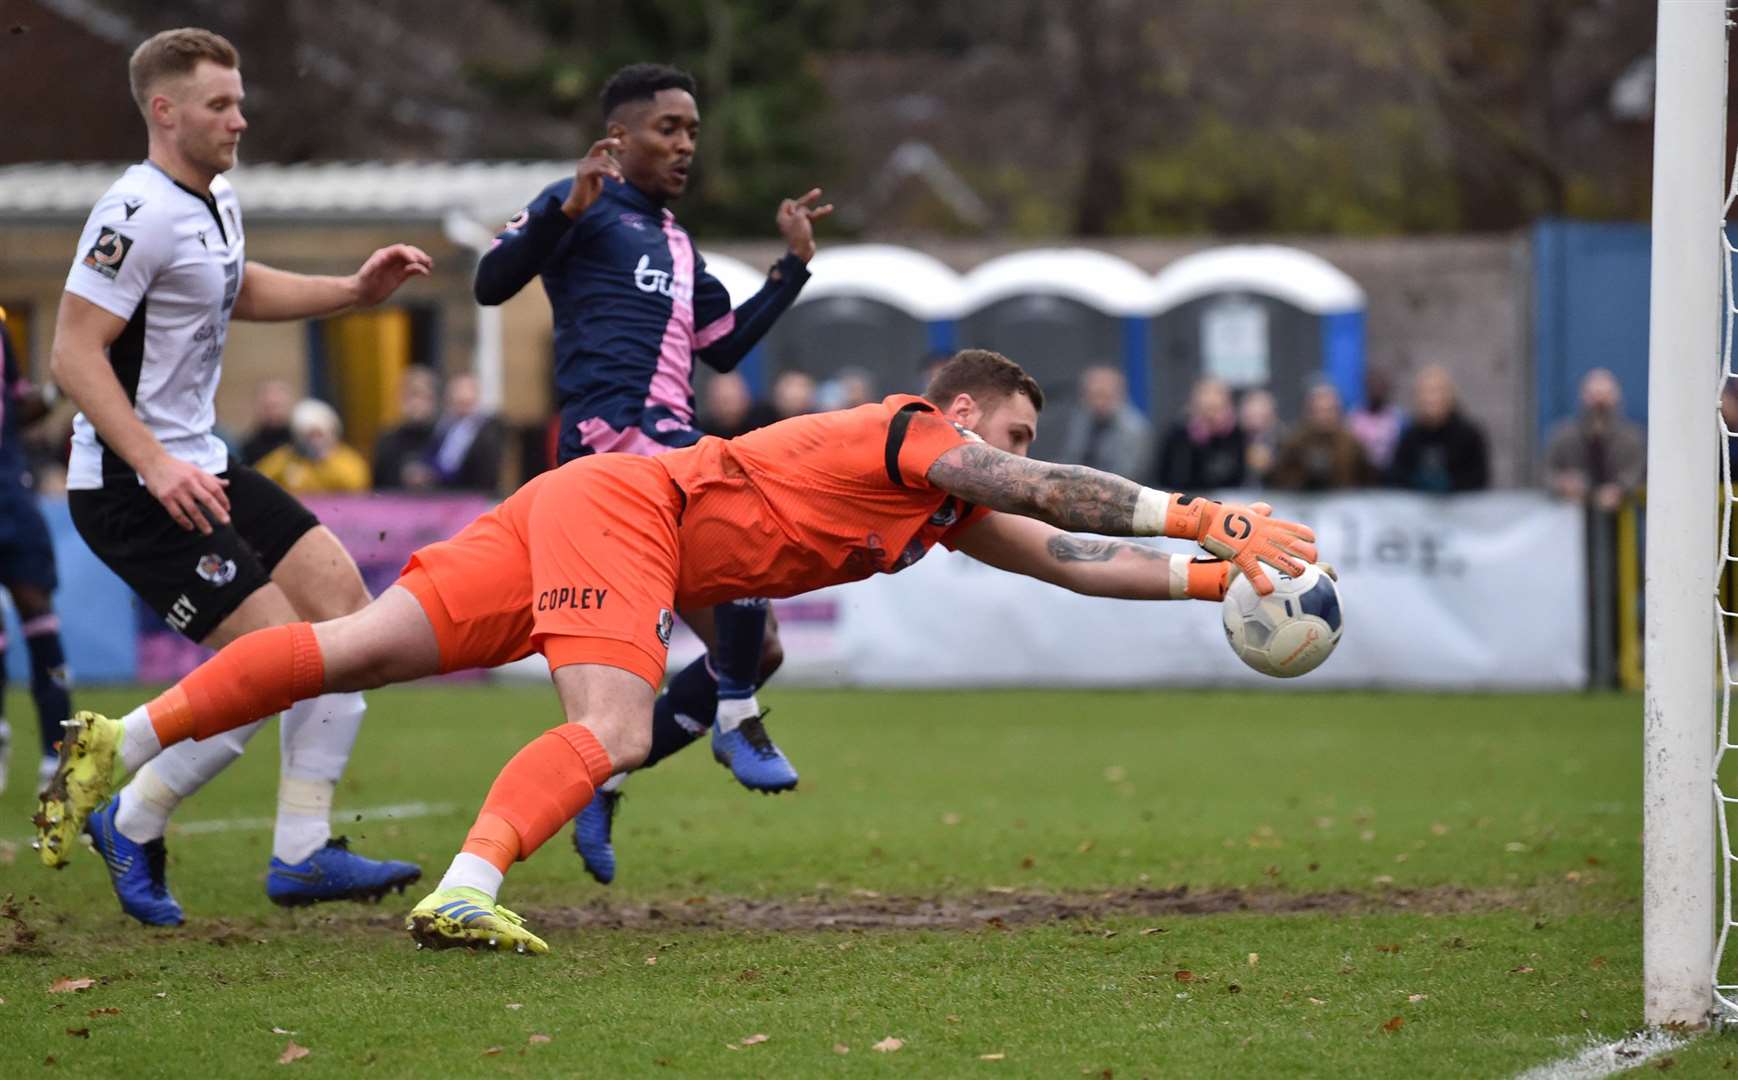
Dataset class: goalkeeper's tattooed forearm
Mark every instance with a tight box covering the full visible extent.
[1045,535,1167,564]
[929,444,1141,534]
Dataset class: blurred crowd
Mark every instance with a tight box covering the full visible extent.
[9,350,1650,510]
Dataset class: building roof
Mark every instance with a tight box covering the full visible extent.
[0,161,576,222]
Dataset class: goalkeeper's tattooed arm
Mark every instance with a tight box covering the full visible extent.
[926,444,1142,534]
[927,441,1319,594]
[949,513,1230,601]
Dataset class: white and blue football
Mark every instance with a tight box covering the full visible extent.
[1221,563,1343,678]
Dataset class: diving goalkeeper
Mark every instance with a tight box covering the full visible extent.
[36,349,1317,952]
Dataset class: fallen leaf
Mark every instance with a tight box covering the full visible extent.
[1510,966,1535,974]
[1590,956,1607,969]
[1371,875,1394,886]
[154,993,167,999]
[88,1008,120,1017]
[529,1034,551,1045]
[277,1041,309,1064]
[1140,927,1167,936]
[946,1015,961,1023]
[980,1052,1006,1061]
[271,1027,295,1036]
[48,978,95,994]
[1248,953,1259,967]
[65,1028,89,1039]
[644,956,657,966]
[1307,997,1326,1006]
[1382,1016,1405,1034]
[1104,766,1127,782]
[1173,970,1195,983]
[1019,856,1036,870]
[1077,840,1095,853]
[740,1034,769,1046]
[873,1036,904,1053]
[942,813,962,826]
[1376,944,1402,954]
[506,1003,523,1010]
[481,1047,502,1057]
[833,1044,850,1055]
[1407,994,1428,1003]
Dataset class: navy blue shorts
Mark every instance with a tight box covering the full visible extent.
[0,487,58,592]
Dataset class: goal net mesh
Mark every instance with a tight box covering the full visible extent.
[1715,145,1738,1017]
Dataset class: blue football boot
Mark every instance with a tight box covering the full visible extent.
[711,712,798,793]
[572,788,622,885]
[85,797,184,927]
[265,837,421,907]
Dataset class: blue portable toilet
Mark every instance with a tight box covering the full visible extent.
[957,249,1157,460]
[759,244,965,398]
[1148,245,1366,423]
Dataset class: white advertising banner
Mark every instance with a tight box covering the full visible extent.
[656,491,1588,691]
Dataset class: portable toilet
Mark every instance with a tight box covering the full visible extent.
[957,249,1157,460]
[1148,245,1366,423]
[758,244,964,399]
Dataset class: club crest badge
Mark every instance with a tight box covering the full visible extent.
[196,553,237,587]
[656,608,674,648]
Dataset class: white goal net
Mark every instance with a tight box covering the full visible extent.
[1718,145,1738,1019]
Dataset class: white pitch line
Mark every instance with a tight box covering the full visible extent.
[2,800,459,848]
[1513,1031,1693,1080]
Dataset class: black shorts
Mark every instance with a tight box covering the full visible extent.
[68,463,320,643]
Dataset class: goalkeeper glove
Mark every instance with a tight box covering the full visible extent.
[1154,495,1318,595]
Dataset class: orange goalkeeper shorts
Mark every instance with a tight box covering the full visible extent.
[396,455,683,690]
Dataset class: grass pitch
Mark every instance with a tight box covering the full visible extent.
[0,685,1726,1076]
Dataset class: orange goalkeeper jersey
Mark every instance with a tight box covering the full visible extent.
[659,394,990,608]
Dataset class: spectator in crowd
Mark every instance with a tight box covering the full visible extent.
[1154,376,1245,491]
[1387,365,1489,493]
[819,366,877,412]
[1543,368,1645,511]
[698,371,777,438]
[255,398,371,495]
[428,372,504,493]
[1725,379,1738,476]
[1238,387,1280,486]
[1268,382,1374,491]
[771,369,817,420]
[239,378,296,465]
[372,366,441,491]
[1346,366,1403,472]
[1058,364,1152,480]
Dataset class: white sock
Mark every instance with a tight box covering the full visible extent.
[113,761,183,843]
[715,694,760,734]
[273,776,334,863]
[274,694,365,863]
[437,851,503,900]
[118,706,163,773]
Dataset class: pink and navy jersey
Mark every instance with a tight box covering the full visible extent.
[474,176,809,464]
[0,322,34,492]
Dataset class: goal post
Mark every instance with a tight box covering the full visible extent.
[1645,0,1726,1030]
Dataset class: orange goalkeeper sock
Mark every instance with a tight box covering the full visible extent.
[461,725,615,874]
[144,622,326,745]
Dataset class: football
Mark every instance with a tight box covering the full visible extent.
[1221,563,1343,678]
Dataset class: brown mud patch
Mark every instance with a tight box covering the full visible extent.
[489,884,1532,933]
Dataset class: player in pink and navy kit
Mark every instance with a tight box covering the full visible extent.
[0,311,73,796]
[474,64,831,883]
